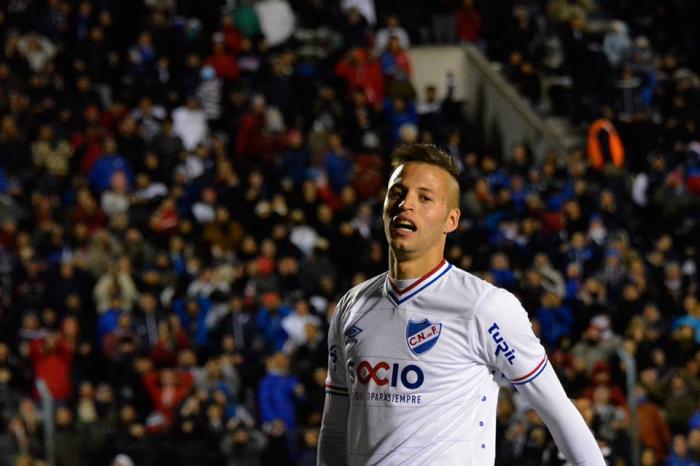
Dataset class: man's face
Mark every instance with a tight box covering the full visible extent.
[383,163,459,261]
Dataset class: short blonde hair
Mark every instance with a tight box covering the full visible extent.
[390,143,460,184]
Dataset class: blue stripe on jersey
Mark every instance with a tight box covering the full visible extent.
[325,384,348,397]
[325,383,348,392]
[386,263,452,305]
[511,358,548,385]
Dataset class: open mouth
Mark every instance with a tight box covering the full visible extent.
[391,218,417,233]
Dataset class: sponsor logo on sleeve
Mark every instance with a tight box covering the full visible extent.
[487,323,516,364]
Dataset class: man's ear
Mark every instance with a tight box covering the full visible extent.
[444,208,460,234]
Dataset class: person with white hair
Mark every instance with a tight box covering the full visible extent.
[111,454,134,466]
[602,20,632,70]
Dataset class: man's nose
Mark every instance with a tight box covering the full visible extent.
[398,194,415,211]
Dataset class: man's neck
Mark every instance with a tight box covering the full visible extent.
[388,253,444,280]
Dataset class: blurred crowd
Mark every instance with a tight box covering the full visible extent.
[0,1,699,466]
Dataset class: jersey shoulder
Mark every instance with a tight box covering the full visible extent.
[335,272,388,321]
[447,266,524,320]
[447,265,497,306]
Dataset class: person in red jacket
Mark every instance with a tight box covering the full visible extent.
[205,34,240,82]
[457,0,483,44]
[334,47,384,109]
[635,384,672,460]
[235,94,268,160]
[584,361,627,407]
[142,366,194,430]
[29,332,74,401]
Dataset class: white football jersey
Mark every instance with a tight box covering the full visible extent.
[324,260,548,466]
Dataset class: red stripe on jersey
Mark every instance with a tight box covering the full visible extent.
[388,259,446,295]
[510,355,547,382]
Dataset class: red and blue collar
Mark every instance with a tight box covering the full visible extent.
[385,259,452,305]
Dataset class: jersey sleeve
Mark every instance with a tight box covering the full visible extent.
[324,296,349,397]
[474,289,606,464]
[473,287,548,385]
[517,364,606,465]
[318,296,350,466]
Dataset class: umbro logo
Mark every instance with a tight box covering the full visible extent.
[344,325,362,346]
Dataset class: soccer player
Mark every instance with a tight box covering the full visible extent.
[318,144,605,465]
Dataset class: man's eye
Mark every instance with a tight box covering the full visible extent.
[420,196,432,202]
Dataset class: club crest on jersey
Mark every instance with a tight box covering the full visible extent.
[406,319,442,356]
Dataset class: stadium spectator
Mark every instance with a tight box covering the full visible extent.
[171,95,208,152]
[334,47,384,109]
[142,366,194,430]
[28,332,73,401]
[636,384,672,460]
[54,405,87,466]
[602,20,632,71]
[281,298,321,353]
[456,0,483,45]
[587,106,626,171]
[258,352,305,463]
[375,14,411,53]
